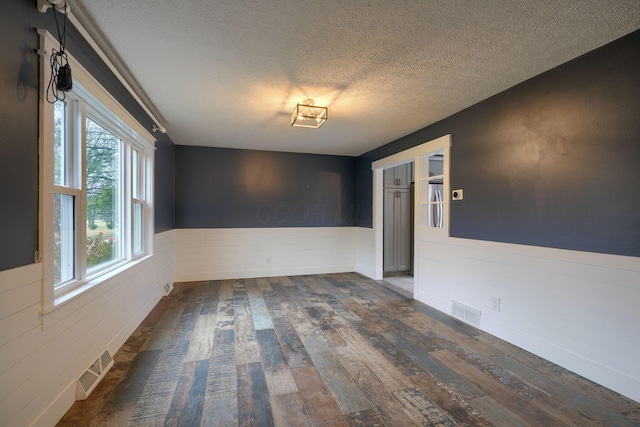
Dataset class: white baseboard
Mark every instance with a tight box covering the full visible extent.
[28,381,75,427]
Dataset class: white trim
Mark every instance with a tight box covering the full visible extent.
[38,29,155,314]
[29,381,76,427]
[371,135,452,280]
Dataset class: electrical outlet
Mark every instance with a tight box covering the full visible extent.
[491,297,501,312]
[266,256,272,264]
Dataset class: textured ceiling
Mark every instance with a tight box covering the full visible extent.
[69,0,639,156]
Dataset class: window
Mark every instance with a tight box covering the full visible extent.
[419,151,445,228]
[39,30,154,308]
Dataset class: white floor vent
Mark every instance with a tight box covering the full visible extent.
[451,301,481,327]
[76,349,114,400]
[163,282,174,296]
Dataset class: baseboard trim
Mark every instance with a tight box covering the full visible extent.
[29,381,75,427]
[176,266,354,282]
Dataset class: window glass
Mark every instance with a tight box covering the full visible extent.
[133,202,143,254]
[132,148,139,199]
[53,100,67,187]
[85,117,121,271]
[54,193,75,286]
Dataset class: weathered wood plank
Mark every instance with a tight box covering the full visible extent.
[106,350,163,407]
[467,395,531,427]
[409,372,490,427]
[302,335,370,415]
[235,313,261,365]
[271,392,311,426]
[184,313,217,362]
[491,354,639,427]
[176,359,209,426]
[249,290,275,330]
[344,409,386,426]
[336,326,412,392]
[432,349,566,426]
[257,328,299,395]
[257,328,288,371]
[339,297,391,334]
[330,345,417,425]
[206,329,236,398]
[171,304,199,341]
[140,308,183,351]
[392,387,457,426]
[256,277,274,293]
[263,290,287,318]
[199,280,221,315]
[86,402,137,427]
[273,317,313,368]
[248,361,275,426]
[350,323,423,377]
[201,395,239,427]
[164,360,197,425]
[381,330,485,400]
[291,366,346,426]
[236,363,252,427]
[129,340,191,425]
[305,307,347,347]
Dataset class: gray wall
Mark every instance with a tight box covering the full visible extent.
[176,146,356,228]
[356,30,640,257]
[0,0,176,271]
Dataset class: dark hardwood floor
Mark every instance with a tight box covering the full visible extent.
[58,273,640,426]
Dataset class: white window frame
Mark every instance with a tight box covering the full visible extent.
[38,30,155,312]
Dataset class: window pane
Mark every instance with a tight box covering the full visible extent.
[133,202,143,254]
[428,153,443,177]
[54,101,67,186]
[86,118,121,270]
[54,193,75,286]
[132,148,139,199]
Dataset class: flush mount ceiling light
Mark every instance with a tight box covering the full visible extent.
[291,99,327,128]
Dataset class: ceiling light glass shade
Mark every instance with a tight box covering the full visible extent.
[291,99,327,128]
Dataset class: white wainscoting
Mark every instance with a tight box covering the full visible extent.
[0,230,175,427]
[175,227,356,282]
[412,237,640,403]
[355,227,376,279]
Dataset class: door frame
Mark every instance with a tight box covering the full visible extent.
[371,134,452,283]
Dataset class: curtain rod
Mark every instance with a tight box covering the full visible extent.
[37,0,167,134]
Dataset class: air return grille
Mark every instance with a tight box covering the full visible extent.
[451,301,481,327]
[76,349,114,400]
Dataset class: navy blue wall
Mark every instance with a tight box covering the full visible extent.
[154,133,176,233]
[176,146,356,228]
[0,0,175,271]
[357,31,640,257]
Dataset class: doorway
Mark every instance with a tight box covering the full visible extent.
[371,134,451,300]
[382,162,414,296]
